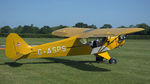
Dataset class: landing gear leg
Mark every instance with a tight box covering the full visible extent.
[95,52,117,64]
[109,57,117,64]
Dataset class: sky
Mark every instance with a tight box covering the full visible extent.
[0,0,150,28]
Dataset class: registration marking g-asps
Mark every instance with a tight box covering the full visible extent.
[38,46,66,55]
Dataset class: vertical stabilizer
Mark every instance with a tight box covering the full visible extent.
[5,33,32,60]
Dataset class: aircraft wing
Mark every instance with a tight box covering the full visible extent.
[52,27,91,37]
[79,28,144,38]
[52,27,144,38]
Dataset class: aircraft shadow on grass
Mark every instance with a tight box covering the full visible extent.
[1,58,111,72]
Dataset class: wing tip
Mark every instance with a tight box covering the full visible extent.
[138,28,145,31]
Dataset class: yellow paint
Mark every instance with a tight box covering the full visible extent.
[119,40,125,46]
[63,30,66,32]
[5,27,143,61]
[97,52,111,60]
[26,36,91,59]
[5,33,125,61]
[5,33,92,60]
[106,32,110,34]
[103,36,125,50]
[5,33,32,60]
[94,36,126,60]
[52,27,144,38]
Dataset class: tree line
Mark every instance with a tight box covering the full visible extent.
[0,22,150,36]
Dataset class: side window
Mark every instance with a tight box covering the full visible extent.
[80,38,87,44]
[90,37,107,48]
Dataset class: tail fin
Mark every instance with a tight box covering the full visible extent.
[5,33,32,60]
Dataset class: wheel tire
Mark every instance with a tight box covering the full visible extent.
[109,58,117,64]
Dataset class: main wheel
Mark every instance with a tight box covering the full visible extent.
[109,58,117,64]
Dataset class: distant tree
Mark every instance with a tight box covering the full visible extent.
[31,24,34,27]
[148,28,150,35]
[51,25,68,31]
[39,26,52,34]
[129,24,136,28]
[21,24,39,33]
[88,24,97,29]
[74,22,88,28]
[0,26,12,33]
[21,25,32,33]
[100,24,112,28]
[58,25,67,29]
[136,23,150,35]
[118,25,127,28]
[13,25,23,34]
[32,26,39,33]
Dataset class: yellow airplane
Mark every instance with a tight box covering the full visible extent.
[5,27,144,64]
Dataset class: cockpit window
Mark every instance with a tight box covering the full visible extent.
[119,35,126,40]
[119,35,126,42]
[91,38,106,48]
[79,37,107,48]
[80,38,88,44]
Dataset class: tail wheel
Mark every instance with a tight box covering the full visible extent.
[109,58,117,64]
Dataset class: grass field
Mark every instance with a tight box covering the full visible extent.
[0,37,150,84]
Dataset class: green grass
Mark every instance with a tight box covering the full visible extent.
[0,38,150,84]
